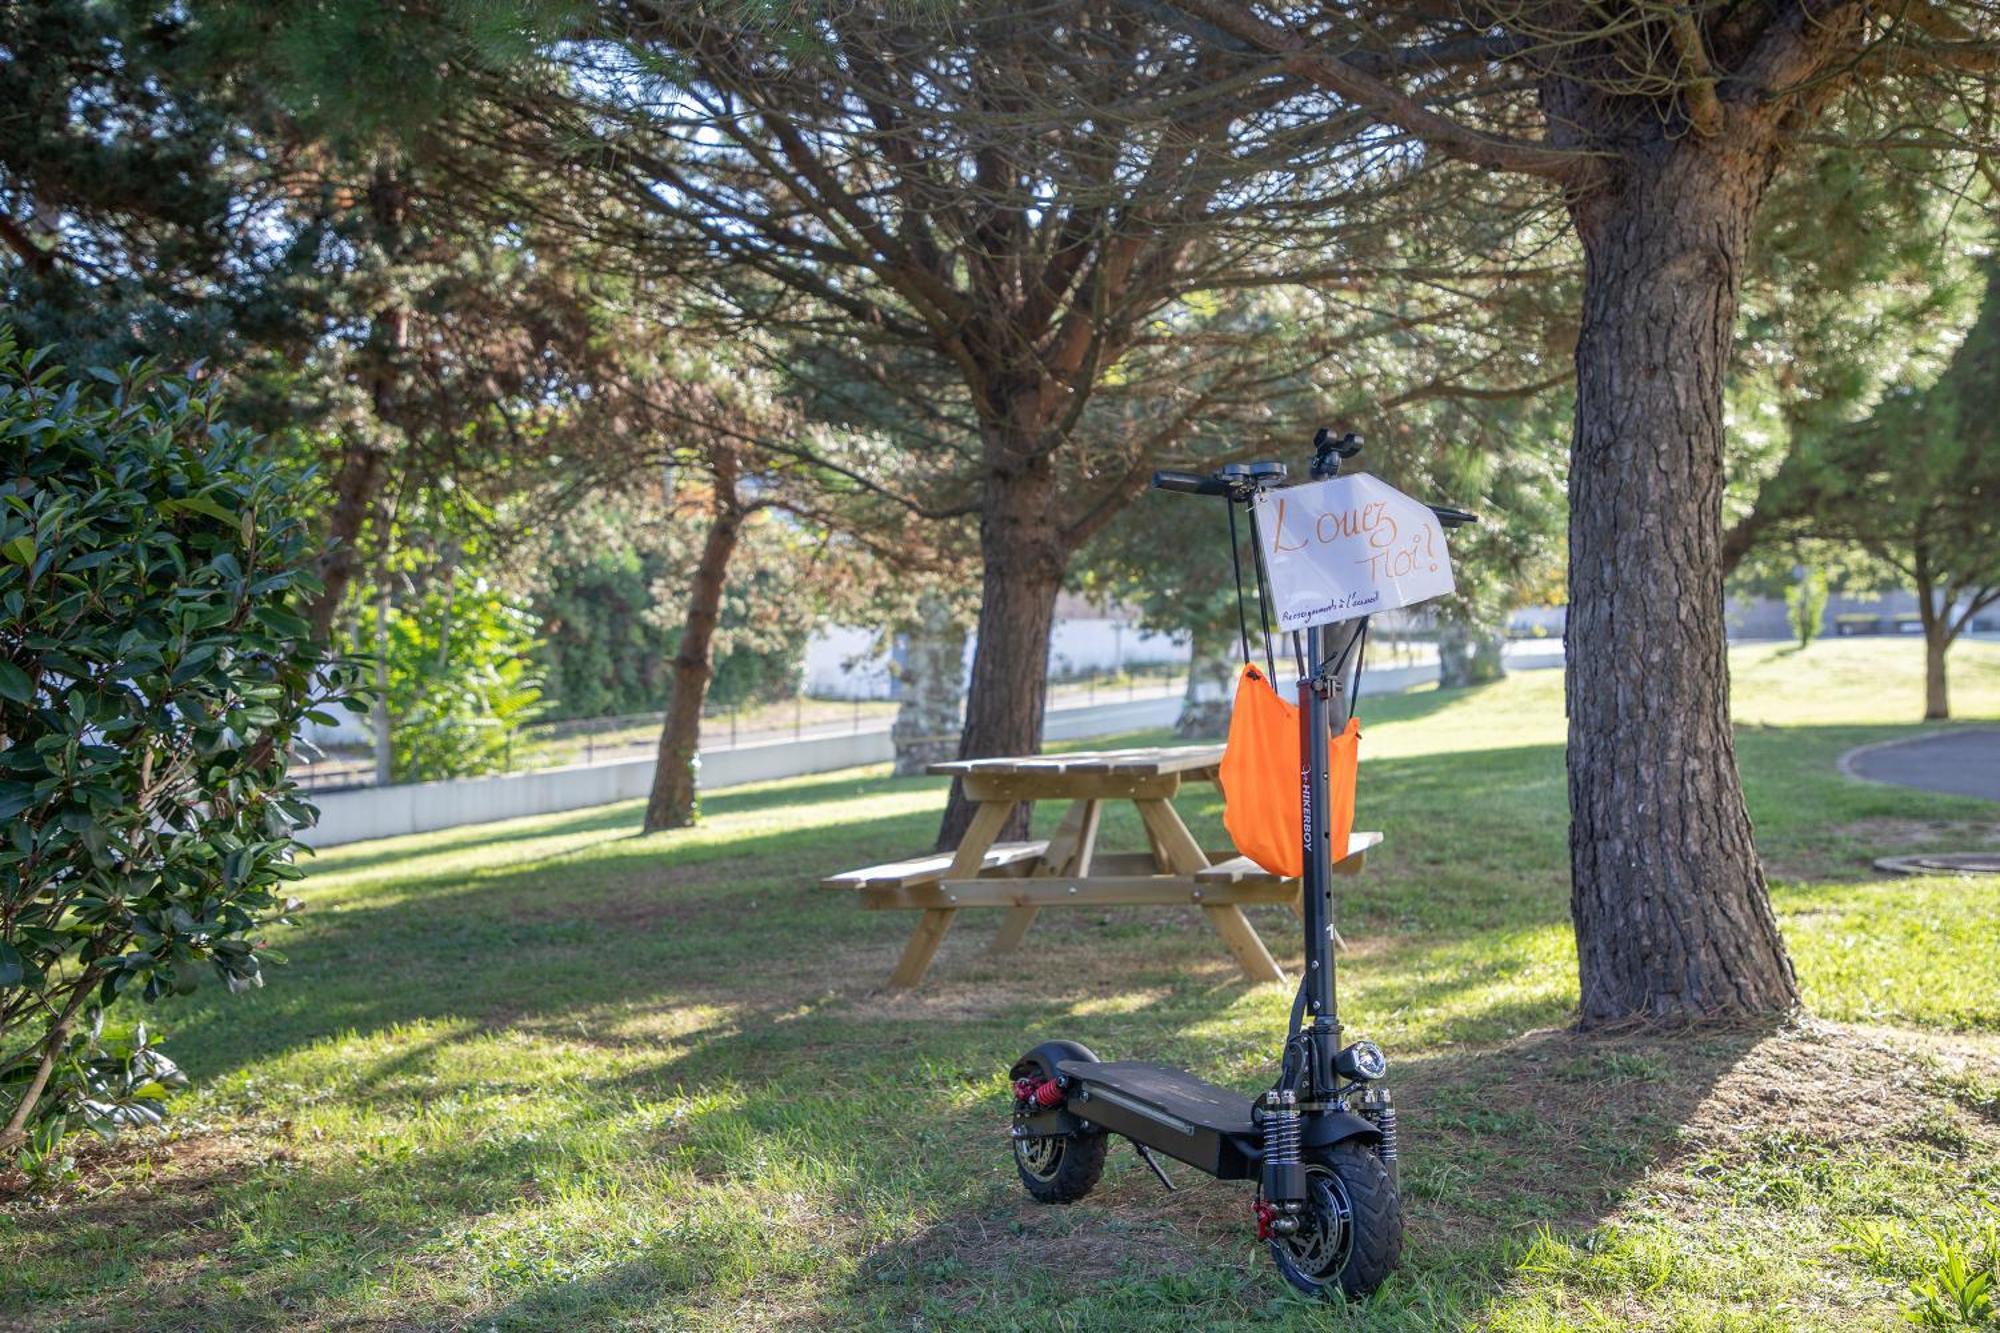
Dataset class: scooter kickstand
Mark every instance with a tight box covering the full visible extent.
[1132,1142,1176,1192]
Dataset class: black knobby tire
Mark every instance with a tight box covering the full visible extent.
[1268,1142,1403,1299]
[1013,1127,1107,1204]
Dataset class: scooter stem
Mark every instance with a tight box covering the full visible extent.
[1297,620,1360,1096]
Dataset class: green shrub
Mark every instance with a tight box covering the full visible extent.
[0,337,353,1161]
[375,570,546,781]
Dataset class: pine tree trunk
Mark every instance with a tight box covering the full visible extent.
[936,441,1065,850]
[1437,614,1506,689]
[644,466,742,833]
[1177,620,1235,737]
[1564,145,1800,1026]
[305,449,386,643]
[892,594,968,776]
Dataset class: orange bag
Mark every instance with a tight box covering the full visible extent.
[1219,663,1360,878]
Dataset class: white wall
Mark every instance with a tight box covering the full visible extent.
[1046,618,1187,677]
[800,623,899,699]
[299,728,894,848]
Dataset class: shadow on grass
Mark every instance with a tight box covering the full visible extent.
[19,720,1990,1326]
[164,724,1993,1087]
[821,1022,1784,1331]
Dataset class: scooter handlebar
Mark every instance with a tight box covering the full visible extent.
[1429,505,1479,529]
[1151,469,1232,497]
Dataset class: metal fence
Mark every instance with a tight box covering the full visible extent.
[292,663,1187,795]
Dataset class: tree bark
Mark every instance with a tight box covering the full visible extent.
[936,433,1066,850]
[1924,627,1950,720]
[1437,615,1506,689]
[644,455,743,833]
[891,593,967,776]
[1915,568,1952,721]
[305,164,411,646]
[305,445,387,643]
[1177,620,1235,737]
[1564,143,1800,1026]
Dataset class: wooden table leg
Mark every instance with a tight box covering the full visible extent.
[889,908,958,988]
[1134,798,1209,874]
[949,799,1017,876]
[993,799,1103,954]
[991,905,1038,953]
[1202,903,1286,985]
[885,797,1013,988]
[1136,797,1282,982]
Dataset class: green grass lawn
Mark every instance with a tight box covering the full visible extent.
[6,638,2000,1331]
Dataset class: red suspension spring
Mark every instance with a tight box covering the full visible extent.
[1013,1077,1065,1108]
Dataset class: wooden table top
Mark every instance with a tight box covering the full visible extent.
[927,744,1225,780]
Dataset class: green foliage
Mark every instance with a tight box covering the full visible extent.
[10,1017,185,1190]
[531,501,813,724]
[375,571,546,782]
[0,2,248,369]
[1788,566,1831,649]
[534,542,666,721]
[1904,1218,1999,1329]
[0,336,350,1157]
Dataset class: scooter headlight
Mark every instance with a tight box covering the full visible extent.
[1335,1040,1387,1082]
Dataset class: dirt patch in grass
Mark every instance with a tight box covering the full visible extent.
[0,1124,273,1212]
[0,1129,281,1328]
[1383,1018,2000,1251]
[860,1195,1210,1310]
[1768,817,2000,881]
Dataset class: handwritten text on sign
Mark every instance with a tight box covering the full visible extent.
[1251,473,1455,629]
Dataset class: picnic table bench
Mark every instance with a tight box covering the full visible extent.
[819,745,1380,988]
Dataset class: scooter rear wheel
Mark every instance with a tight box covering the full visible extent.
[1014,1128,1107,1203]
[1268,1143,1402,1299]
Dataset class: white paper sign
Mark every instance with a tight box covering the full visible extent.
[1251,473,1455,629]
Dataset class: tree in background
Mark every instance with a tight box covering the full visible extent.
[2,1,676,658]
[1078,473,1259,739]
[1174,0,2000,1024]
[888,592,977,776]
[0,1,255,366]
[0,342,352,1162]
[532,495,817,726]
[1371,382,1573,692]
[1797,258,2000,718]
[1788,567,1832,651]
[1724,150,1986,576]
[448,2,1545,849]
[630,398,854,831]
[372,570,546,783]
[533,524,673,723]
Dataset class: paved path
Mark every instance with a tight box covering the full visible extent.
[1843,728,2000,802]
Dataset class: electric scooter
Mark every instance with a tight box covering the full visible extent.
[1005,430,1475,1299]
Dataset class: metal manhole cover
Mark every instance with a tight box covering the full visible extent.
[1872,852,2000,876]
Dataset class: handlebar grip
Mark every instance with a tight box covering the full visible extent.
[1429,505,1479,529]
[1151,469,1231,497]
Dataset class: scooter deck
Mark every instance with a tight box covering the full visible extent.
[1058,1060,1258,1134]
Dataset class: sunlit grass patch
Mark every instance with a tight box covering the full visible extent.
[4,639,1998,1330]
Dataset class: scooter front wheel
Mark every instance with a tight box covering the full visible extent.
[1268,1143,1402,1299]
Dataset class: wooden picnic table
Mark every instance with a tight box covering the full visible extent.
[819,744,1380,988]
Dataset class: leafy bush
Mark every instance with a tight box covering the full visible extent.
[1788,566,1832,649]
[375,569,546,781]
[0,338,352,1161]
